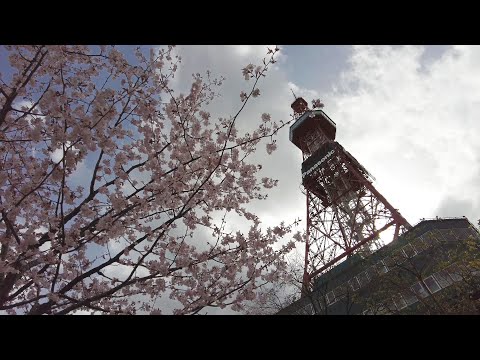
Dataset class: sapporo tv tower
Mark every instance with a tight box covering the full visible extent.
[289,97,412,294]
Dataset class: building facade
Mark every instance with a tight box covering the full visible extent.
[277,217,480,315]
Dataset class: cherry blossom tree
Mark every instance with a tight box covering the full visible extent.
[0,45,299,315]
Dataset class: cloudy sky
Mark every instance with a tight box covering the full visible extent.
[169,45,480,232]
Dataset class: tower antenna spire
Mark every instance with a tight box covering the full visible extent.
[290,88,297,100]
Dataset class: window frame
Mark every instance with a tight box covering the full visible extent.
[391,250,406,266]
[423,275,441,294]
[334,284,348,300]
[420,233,436,248]
[433,269,454,288]
[393,295,408,310]
[366,265,378,280]
[304,303,314,315]
[376,260,389,274]
[357,270,371,288]
[362,309,372,315]
[411,237,428,253]
[348,277,360,292]
[431,229,446,242]
[411,281,429,299]
[326,291,336,305]
[446,263,463,282]
[314,297,325,312]
[454,228,470,241]
[402,243,417,259]
[383,256,396,269]
[438,229,457,242]
[401,290,418,306]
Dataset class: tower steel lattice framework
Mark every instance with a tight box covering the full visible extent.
[289,98,412,294]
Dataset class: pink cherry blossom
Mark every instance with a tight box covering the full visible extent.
[312,98,324,109]
[240,91,248,102]
[261,113,271,122]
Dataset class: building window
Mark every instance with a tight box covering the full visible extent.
[439,229,457,242]
[411,282,429,298]
[434,270,454,288]
[366,265,378,280]
[383,256,396,269]
[423,275,441,294]
[391,251,406,266]
[401,290,418,306]
[296,303,315,315]
[386,299,397,313]
[376,305,389,315]
[317,295,329,311]
[326,291,336,305]
[376,260,389,274]
[446,264,463,282]
[432,229,446,242]
[411,237,427,253]
[393,295,407,310]
[304,303,314,315]
[421,233,436,248]
[402,243,417,259]
[357,271,370,287]
[334,284,347,300]
[454,228,470,241]
[362,309,372,315]
[314,297,325,312]
[348,277,360,292]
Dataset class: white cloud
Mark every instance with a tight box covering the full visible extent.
[288,81,320,101]
[35,226,52,251]
[50,148,64,163]
[230,45,273,58]
[323,45,480,225]
[50,141,80,163]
